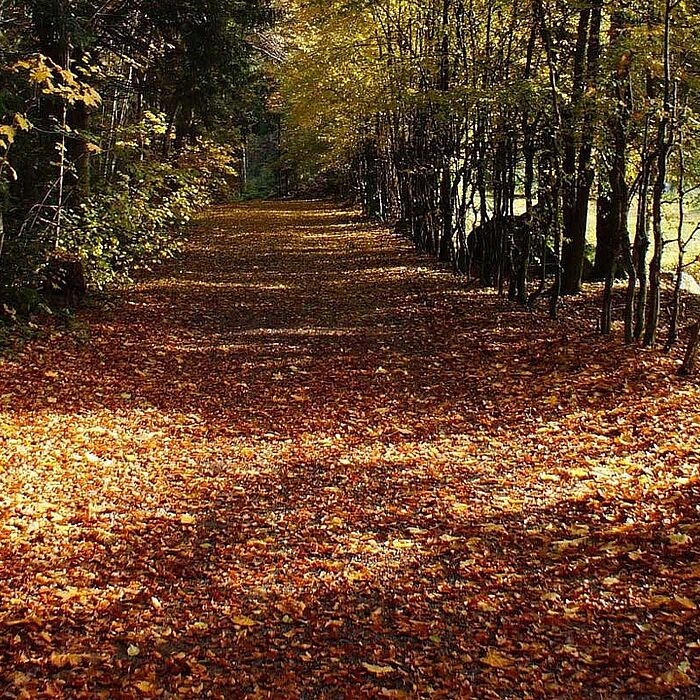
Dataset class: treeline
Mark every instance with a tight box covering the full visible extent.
[281,0,700,348]
[0,0,272,315]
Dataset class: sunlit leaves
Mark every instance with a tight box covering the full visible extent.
[480,649,515,669]
[1,201,699,697]
[14,55,102,107]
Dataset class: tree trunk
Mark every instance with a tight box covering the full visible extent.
[67,100,91,204]
[644,0,673,348]
[561,4,598,296]
[633,141,652,341]
[679,321,700,376]
[593,194,615,281]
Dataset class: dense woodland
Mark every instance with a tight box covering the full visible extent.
[280,0,700,355]
[3,0,700,357]
[0,0,274,308]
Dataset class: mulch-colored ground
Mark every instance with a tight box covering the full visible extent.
[1,200,699,698]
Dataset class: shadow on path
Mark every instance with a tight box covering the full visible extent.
[0,200,699,698]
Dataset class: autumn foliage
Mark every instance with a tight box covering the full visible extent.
[1,202,698,697]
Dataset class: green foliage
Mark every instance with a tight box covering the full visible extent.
[56,140,238,289]
[0,0,272,317]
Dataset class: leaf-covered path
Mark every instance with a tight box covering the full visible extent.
[1,201,699,698]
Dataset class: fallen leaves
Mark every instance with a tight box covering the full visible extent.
[673,595,697,610]
[49,652,96,668]
[659,666,694,689]
[231,616,257,627]
[362,662,395,675]
[668,532,693,546]
[480,649,515,669]
[0,202,699,698]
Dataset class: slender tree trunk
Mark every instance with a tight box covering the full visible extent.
[601,14,632,335]
[666,123,686,351]
[594,194,616,281]
[679,321,700,376]
[561,4,597,295]
[633,121,653,341]
[533,0,565,318]
[644,0,674,347]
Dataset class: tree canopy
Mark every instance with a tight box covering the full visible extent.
[278,0,700,349]
[0,0,271,305]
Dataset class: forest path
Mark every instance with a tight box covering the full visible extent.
[1,200,699,697]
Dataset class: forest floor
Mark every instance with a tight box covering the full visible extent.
[1,200,699,699]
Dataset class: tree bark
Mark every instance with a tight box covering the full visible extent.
[679,321,700,376]
[644,0,674,347]
[561,1,601,295]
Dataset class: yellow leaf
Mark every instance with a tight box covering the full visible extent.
[13,113,32,131]
[180,514,196,525]
[439,534,460,543]
[0,125,16,144]
[648,595,672,608]
[134,681,155,693]
[568,524,590,536]
[232,615,256,627]
[600,541,629,555]
[674,595,697,610]
[660,668,692,688]
[552,537,587,552]
[50,652,87,667]
[345,567,371,582]
[30,66,52,84]
[127,644,140,657]
[480,649,514,668]
[362,662,394,674]
[392,539,413,549]
[482,524,507,535]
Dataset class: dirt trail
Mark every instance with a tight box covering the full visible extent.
[1,201,699,698]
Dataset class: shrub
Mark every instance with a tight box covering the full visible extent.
[55,139,238,290]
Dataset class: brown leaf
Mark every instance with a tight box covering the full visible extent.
[480,649,515,669]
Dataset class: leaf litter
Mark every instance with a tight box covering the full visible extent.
[0,200,699,698]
